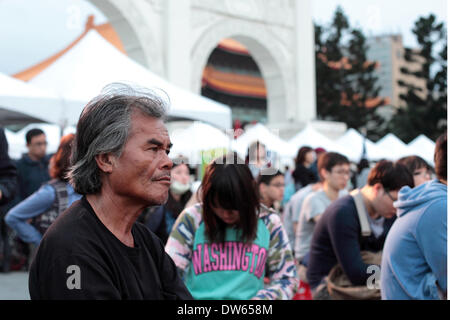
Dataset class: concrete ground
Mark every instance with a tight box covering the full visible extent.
[0,271,30,300]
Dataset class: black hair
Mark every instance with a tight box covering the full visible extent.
[295,146,313,166]
[256,170,284,186]
[202,152,259,244]
[367,160,414,191]
[26,128,45,144]
[317,152,350,180]
[358,158,370,173]
[397,155,432,175]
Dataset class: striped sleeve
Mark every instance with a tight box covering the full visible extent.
[165,204,202,280]
[254,210,299,300]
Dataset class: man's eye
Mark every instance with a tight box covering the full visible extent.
[166,149,171,155]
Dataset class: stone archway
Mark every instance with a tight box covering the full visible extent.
[88,0,165,76]
[191,19,295,125]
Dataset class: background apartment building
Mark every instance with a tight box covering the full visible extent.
[366,34,427,109]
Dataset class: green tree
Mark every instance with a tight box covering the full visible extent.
[315,6,348,121]
[389,14,447,142]
[315,7,386,141]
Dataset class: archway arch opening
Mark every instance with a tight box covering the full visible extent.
[201,38,268,128]
[192,22,291,130]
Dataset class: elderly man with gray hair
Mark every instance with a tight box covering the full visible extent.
[28,84,193,300]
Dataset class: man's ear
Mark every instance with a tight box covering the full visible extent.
[95,153,115,174]
[258,183,267,196]
[373,183,384,196]
[320,168,328,181]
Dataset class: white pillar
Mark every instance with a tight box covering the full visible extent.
[294,0,316,122]
[164,0,191,89]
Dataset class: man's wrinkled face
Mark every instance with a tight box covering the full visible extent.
[107,113,173,206]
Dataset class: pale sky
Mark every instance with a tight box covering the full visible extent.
[0,0,447,75]
[311,0,447,48]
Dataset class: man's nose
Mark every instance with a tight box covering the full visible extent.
[161,152,173,170]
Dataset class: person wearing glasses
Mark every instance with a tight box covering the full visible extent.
[14,128,51,202]
[306,160,414,299]
[257,170,285,210]
[294,152,350,268]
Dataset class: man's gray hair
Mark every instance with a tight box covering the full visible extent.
[68,83,169,195]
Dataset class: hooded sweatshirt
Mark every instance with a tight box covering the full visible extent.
[381,179,447,300]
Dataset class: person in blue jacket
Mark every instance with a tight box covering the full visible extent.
[381,133,447,300]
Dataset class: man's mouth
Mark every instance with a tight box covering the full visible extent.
[153,175,171,184]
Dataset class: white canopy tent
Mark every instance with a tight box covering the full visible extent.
[375,133,410,161]
[335,128,385,162]
[407,134,436,165]
[4,128,24,160]
[232,123,297,163]
[29,30,232,130]
[0,72,77,126]
[169,121,232,166]
[288,124,356,162]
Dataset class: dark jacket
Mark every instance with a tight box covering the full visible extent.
[15,153,51,201]
[0,128,18,208]
[307,195,395,289]
[142,190,192,245]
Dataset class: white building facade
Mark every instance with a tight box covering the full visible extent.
[88,0,317,137]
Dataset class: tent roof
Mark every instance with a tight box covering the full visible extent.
[13,16,125,81]
[407,134,436,165]
[375,133,410,160]
[28,30,231,129]
[335,128,385,161]
[169,121,232,165]
[289,124,356,161]
[233,123,296,159]
[0,72,71,125]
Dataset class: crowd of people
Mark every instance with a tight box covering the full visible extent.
[0,83,447,300]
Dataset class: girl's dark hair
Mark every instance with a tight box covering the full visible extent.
[397,155,432,175]
[295,146,313,166]
[202,152,259,244]
[50,133,75,181]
